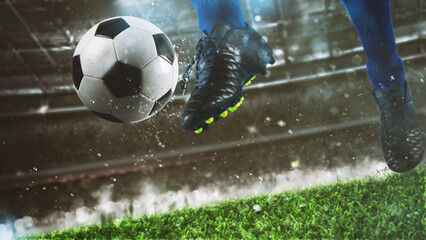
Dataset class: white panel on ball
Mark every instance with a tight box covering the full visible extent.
[141,56,173,101]
[122,16,162,35]
[80,37,117,79]
[73,24,98,57]
[111,93,155,123]
[78,76,115,114]
[171,57,179,93]
[114,28,157,68]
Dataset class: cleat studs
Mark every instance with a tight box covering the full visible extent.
[245,77,255,86]
[194,128,203,134]
[228,97,244,112]
[220,111,228,118]
[237,97,244,106]
[229,97,245,112]
[206,117,214,124]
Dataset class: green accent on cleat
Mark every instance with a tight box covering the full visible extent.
[220,111,228,118]
[206,117,214,124]
[195,128,203,134]
[229,97,245,112]
[239,97,245,104]
[245,76,255,86]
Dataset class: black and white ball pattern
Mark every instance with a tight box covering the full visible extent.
[72,16,178,123]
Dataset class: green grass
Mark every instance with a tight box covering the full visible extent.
[22,167,425,239]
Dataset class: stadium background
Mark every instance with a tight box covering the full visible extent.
[0,0,425,236]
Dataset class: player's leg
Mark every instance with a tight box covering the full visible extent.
[181,0,275,133]
[188,0,245,34]
[341,0,404,92]
[341,0,425,172]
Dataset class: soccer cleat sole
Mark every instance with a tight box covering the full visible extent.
[193,75,258,133]
[245,75,256,86]
[193,96,246,134]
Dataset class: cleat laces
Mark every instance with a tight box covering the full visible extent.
[180,36,220,95]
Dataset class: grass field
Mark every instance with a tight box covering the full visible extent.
[22,167,425,239]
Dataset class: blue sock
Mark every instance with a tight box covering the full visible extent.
[188,0,246,34]
[340,0,405,92]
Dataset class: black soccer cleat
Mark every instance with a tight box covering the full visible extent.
[180,23,275,133]
[372,82,425,172]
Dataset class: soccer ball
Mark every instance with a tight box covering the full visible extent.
[72,16,178,123]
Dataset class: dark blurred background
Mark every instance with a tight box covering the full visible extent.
[0,0,425,237]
